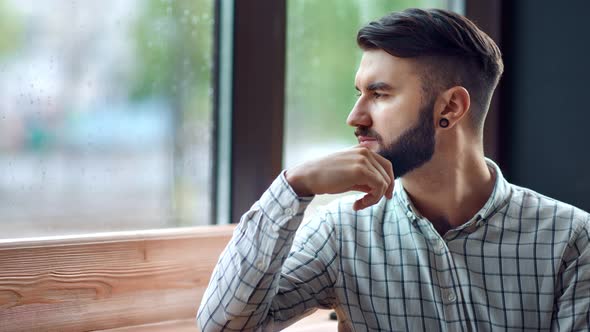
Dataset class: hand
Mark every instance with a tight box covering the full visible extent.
[285,146,394,211]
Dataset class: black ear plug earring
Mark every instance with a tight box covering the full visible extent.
[439,118,449,128]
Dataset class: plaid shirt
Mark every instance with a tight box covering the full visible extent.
[197,159,590,331]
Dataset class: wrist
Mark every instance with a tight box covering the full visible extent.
[285,167,314,197]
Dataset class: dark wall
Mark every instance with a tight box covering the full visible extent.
[501,0,590,211]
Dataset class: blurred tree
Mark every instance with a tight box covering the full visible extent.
[131,0,213,122]
[0,0,22,58]
[131,0,215,225]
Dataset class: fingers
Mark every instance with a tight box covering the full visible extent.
[363,150,394,200]
[350,148,392,211]
[353,193,378,211]
[354,146,394,198]
[371,152,395,199]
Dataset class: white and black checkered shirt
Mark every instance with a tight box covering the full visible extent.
[197,159,590,331]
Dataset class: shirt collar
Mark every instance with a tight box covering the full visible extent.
[393,158,512,224]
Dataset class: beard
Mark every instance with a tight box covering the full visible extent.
[355,99,436,179]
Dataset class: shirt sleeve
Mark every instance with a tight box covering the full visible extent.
[551,215,590,331]
[196,171,339,331]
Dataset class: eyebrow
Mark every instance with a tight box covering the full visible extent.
[355,82,394,92]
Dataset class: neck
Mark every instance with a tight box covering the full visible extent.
[400,141,495,233]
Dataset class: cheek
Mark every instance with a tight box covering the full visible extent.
[373,99,412,138]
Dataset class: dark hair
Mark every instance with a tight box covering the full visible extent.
[357,8,503,130]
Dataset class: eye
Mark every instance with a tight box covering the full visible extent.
[372,92,383,99]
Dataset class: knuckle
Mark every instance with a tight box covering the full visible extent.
[357,147,369,156]
[352,164,366,176]
[354,155,364,165]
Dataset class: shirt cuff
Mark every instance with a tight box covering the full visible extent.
[257,170,314,232]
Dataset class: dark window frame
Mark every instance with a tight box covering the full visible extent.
[212,0,287,224]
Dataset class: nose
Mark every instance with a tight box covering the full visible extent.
[346,99,372,128]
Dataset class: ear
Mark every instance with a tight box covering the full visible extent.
[435,86,470,129]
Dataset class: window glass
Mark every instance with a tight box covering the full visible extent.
[0,0,214,239]
[284,0,463,215]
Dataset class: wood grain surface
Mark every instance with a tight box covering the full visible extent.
[0,226,235,332]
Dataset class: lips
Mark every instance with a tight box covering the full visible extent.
[358,136,378,147]
[357,136,377,143]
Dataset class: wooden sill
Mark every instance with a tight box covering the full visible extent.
[0,226,337,331]
[0,226,235,332]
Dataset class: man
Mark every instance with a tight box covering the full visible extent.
[198,8,590,331]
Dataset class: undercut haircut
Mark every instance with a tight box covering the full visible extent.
[357,8,504,131]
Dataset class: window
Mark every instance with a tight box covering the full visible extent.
[0,0,215,239]
[284,0,464,216]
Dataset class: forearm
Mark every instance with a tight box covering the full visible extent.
[197,172,312,331]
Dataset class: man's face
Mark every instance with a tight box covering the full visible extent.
[348,50,436,178]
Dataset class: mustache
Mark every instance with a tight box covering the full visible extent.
[354,126,383,141]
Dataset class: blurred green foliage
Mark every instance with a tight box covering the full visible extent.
[131,0,215,225]
[131,0,214,122]
[0,0,22,58]
[285,0,447,145]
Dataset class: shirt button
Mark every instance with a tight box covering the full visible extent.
[284,208,294,216]
[447,291,457,303]
[256,260,265,270]
[272,224,280,232]
[406,211,413,218]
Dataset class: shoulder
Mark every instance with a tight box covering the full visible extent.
[508,183,590,241]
